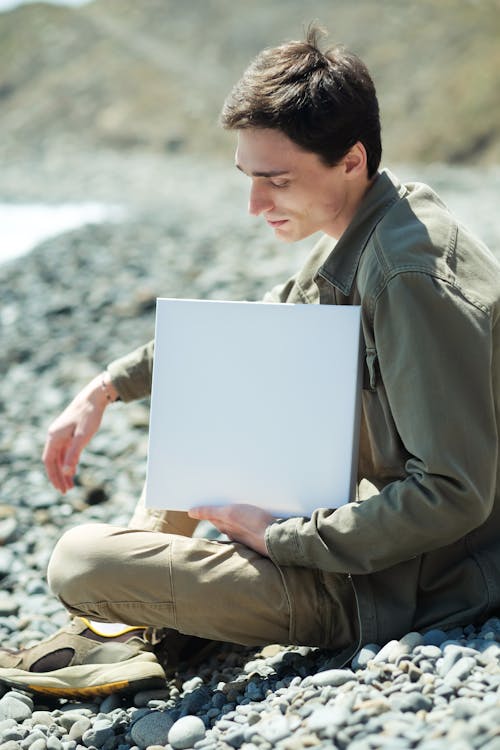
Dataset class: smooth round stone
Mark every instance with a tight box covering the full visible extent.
[130,712,174,749]
[399,631,424,651]
[67,718,92,742]
[98,695,123,714]
[82,719,114,748]
[371,640,403,664]
[2,729,25,743]
[437,648,463,677]
[352,645,380,670]
[133,690,170,709]
[46,738,62,750]
[0,719,17,734]
[28,740,47,750]
[0,597,19,618]
[168,716,206,750]
[182,677,204,693]
[58,713,91,732]
[390,691,432,713]
[257,715,299,744]
[31,712,56,729]
[0,695,32,722]
[422,629,448,647]
[451,697,481,719]
[0,741,22,750]
[223,728,245,749]
[5,692,33,711]
[0,550,14,578]
[308,669,354,687]
[443,656,477,685]
[245,683,263,702]
[418,645,442,660]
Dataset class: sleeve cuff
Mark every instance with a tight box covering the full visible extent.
[265,516,311,568]
[107,340,154,403]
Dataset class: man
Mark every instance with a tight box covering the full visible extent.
[1,27,499,699]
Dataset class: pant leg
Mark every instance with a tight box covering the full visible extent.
[128,486,199,537]
[47,522,356,649]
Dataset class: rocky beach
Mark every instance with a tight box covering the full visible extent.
[0,148,499,750]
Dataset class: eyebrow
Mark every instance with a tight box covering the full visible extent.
[235,163,291,178]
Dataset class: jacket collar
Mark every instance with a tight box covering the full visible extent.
[315,169,407,296]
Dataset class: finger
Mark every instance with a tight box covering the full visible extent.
[189,506,226,522]
[62,436,85,481]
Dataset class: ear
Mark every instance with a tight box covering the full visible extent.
[343,142,368,179]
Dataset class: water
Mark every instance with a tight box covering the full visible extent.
[0,202,124,263]
[0,165,498,267]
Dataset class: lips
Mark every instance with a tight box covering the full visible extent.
[266,218,288,228]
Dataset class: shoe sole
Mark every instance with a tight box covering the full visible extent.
[0,653,166,700]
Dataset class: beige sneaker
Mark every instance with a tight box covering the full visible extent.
[0,617,166,700]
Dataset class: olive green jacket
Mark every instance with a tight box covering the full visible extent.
[108,169,500,649]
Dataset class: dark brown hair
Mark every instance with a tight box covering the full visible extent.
[220,26,382,178]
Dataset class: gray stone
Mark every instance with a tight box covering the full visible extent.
[133,690,170,709]
[245,683,263,702]
[32,712,57,729]
[29,740,47,750]
[0,742,21,750]
[130,712,174,749]
[67,719,92,743]
[223,728,245,749]
[418,645,442,660]
[99,695,123,714]
[422,629,448,647]
[168,716,206,749]
[399,631,424,651]
[257,715,299,744]
[352,644,380,670]
[82,719,114,749]
[0,695,32,722]
[371,640,403,664]
[59,714,91,732]
[308,669,354,687]
[443,656,477,685]
[390,692,433,713]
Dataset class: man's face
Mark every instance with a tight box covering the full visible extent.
[235,128,352,242]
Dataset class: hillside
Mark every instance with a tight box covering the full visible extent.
[0,0,499,164]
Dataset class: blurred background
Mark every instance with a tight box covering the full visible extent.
[1,0,499,165]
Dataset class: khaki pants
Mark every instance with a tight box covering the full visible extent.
[47,491,357,649]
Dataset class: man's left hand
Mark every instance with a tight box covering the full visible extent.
[188,503,274,557]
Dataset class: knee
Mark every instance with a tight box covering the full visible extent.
[47,523,111,605]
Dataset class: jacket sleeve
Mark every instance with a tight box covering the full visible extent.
[107,340,155,402]
[266,271,498,574]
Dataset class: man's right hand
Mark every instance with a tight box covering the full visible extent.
[42,372,118,494]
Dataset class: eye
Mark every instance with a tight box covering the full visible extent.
[270,179,290,188]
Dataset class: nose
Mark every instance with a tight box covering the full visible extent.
[248,180,274,216]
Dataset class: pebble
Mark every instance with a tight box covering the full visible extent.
[0,696,32,723]
[67,719,92,742]
[81,719,115,748]
[352,644,380,670]
[130,712,174,749]
[168,716,206,749]
[307,669,354,687]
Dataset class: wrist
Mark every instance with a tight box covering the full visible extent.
[88,372,119,407]
[100,371,120,403]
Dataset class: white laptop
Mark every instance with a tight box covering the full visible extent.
[145,298,362,518]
